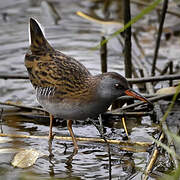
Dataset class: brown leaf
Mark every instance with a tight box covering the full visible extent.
[156,86,178,95]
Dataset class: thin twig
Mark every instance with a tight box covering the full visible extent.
[133,33,161,73]
[143,133,164,180]
[76,11,123,25]
[128,74,180,84]
[131,0,180,18]
[120,146,147,152]
[123,0,132,78]
[160,61,172,76]
[1,73,180,84]
[131,34,155,94]
[169,61,173,86]
[0,101,44,112]
[0,109,3,133]
[151,0,168,76]
[100,36,107,73]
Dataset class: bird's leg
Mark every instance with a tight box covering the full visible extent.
[67,120,78,152]
[48,114,54,141]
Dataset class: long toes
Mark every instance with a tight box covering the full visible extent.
[48,133,56,142]
[73,147,78,155]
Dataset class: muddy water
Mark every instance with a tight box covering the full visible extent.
[0,0,178,179]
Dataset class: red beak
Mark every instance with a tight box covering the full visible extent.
[125,89,152,105]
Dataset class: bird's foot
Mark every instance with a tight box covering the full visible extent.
[73,147,78,155]
[48,133,56,144]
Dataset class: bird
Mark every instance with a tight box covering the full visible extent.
[25,18,152,151]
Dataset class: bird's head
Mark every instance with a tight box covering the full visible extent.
[96,72,152,105]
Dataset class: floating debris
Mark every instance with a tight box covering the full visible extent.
[11,148,45,168]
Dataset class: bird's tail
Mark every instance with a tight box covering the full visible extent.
[29,18,53,54]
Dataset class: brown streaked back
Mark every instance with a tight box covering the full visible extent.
[25,18,93,102]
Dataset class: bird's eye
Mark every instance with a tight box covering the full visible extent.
[114,83,121,89]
